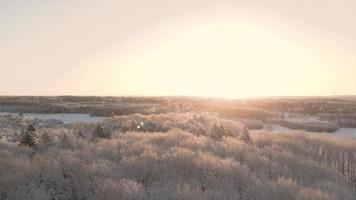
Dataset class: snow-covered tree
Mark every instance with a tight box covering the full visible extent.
[19,124,38,147]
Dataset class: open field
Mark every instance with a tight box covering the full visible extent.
[1,96,356,200]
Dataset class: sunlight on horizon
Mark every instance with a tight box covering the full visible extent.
[61,13,349,98]
[1,0,355,97]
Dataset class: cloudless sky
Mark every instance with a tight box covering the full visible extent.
[1,0,355,98]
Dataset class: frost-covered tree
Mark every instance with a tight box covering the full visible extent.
[1,117,356,200]
[20,124,38,147]
[93,125,110,139]
[40,132,52,146]
[208,123,234,140]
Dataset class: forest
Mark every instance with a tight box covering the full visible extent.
[0,97,356,200]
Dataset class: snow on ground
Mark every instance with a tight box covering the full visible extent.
[0,112,106,124]
[333,128,356,138]
[253,124,356,139]
[1,111,356,139]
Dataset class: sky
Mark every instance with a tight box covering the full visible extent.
[0,0,355,98]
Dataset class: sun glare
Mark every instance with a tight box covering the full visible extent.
[113,18,317,98]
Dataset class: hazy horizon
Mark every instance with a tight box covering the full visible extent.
[1,0,355,98]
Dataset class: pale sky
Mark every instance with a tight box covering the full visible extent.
[1,0,355,98]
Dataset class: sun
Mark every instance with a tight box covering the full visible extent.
[110,17,318,98]
[62,14,326,98]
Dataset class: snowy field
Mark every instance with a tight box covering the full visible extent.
[0,112,106,124]
[334,128,356,138]
[259,124,356,138]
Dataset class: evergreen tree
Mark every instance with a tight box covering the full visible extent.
[20,124,38,147]
[93,125,110,138]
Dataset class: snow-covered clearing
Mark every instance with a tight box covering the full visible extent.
[0,112,106,124]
